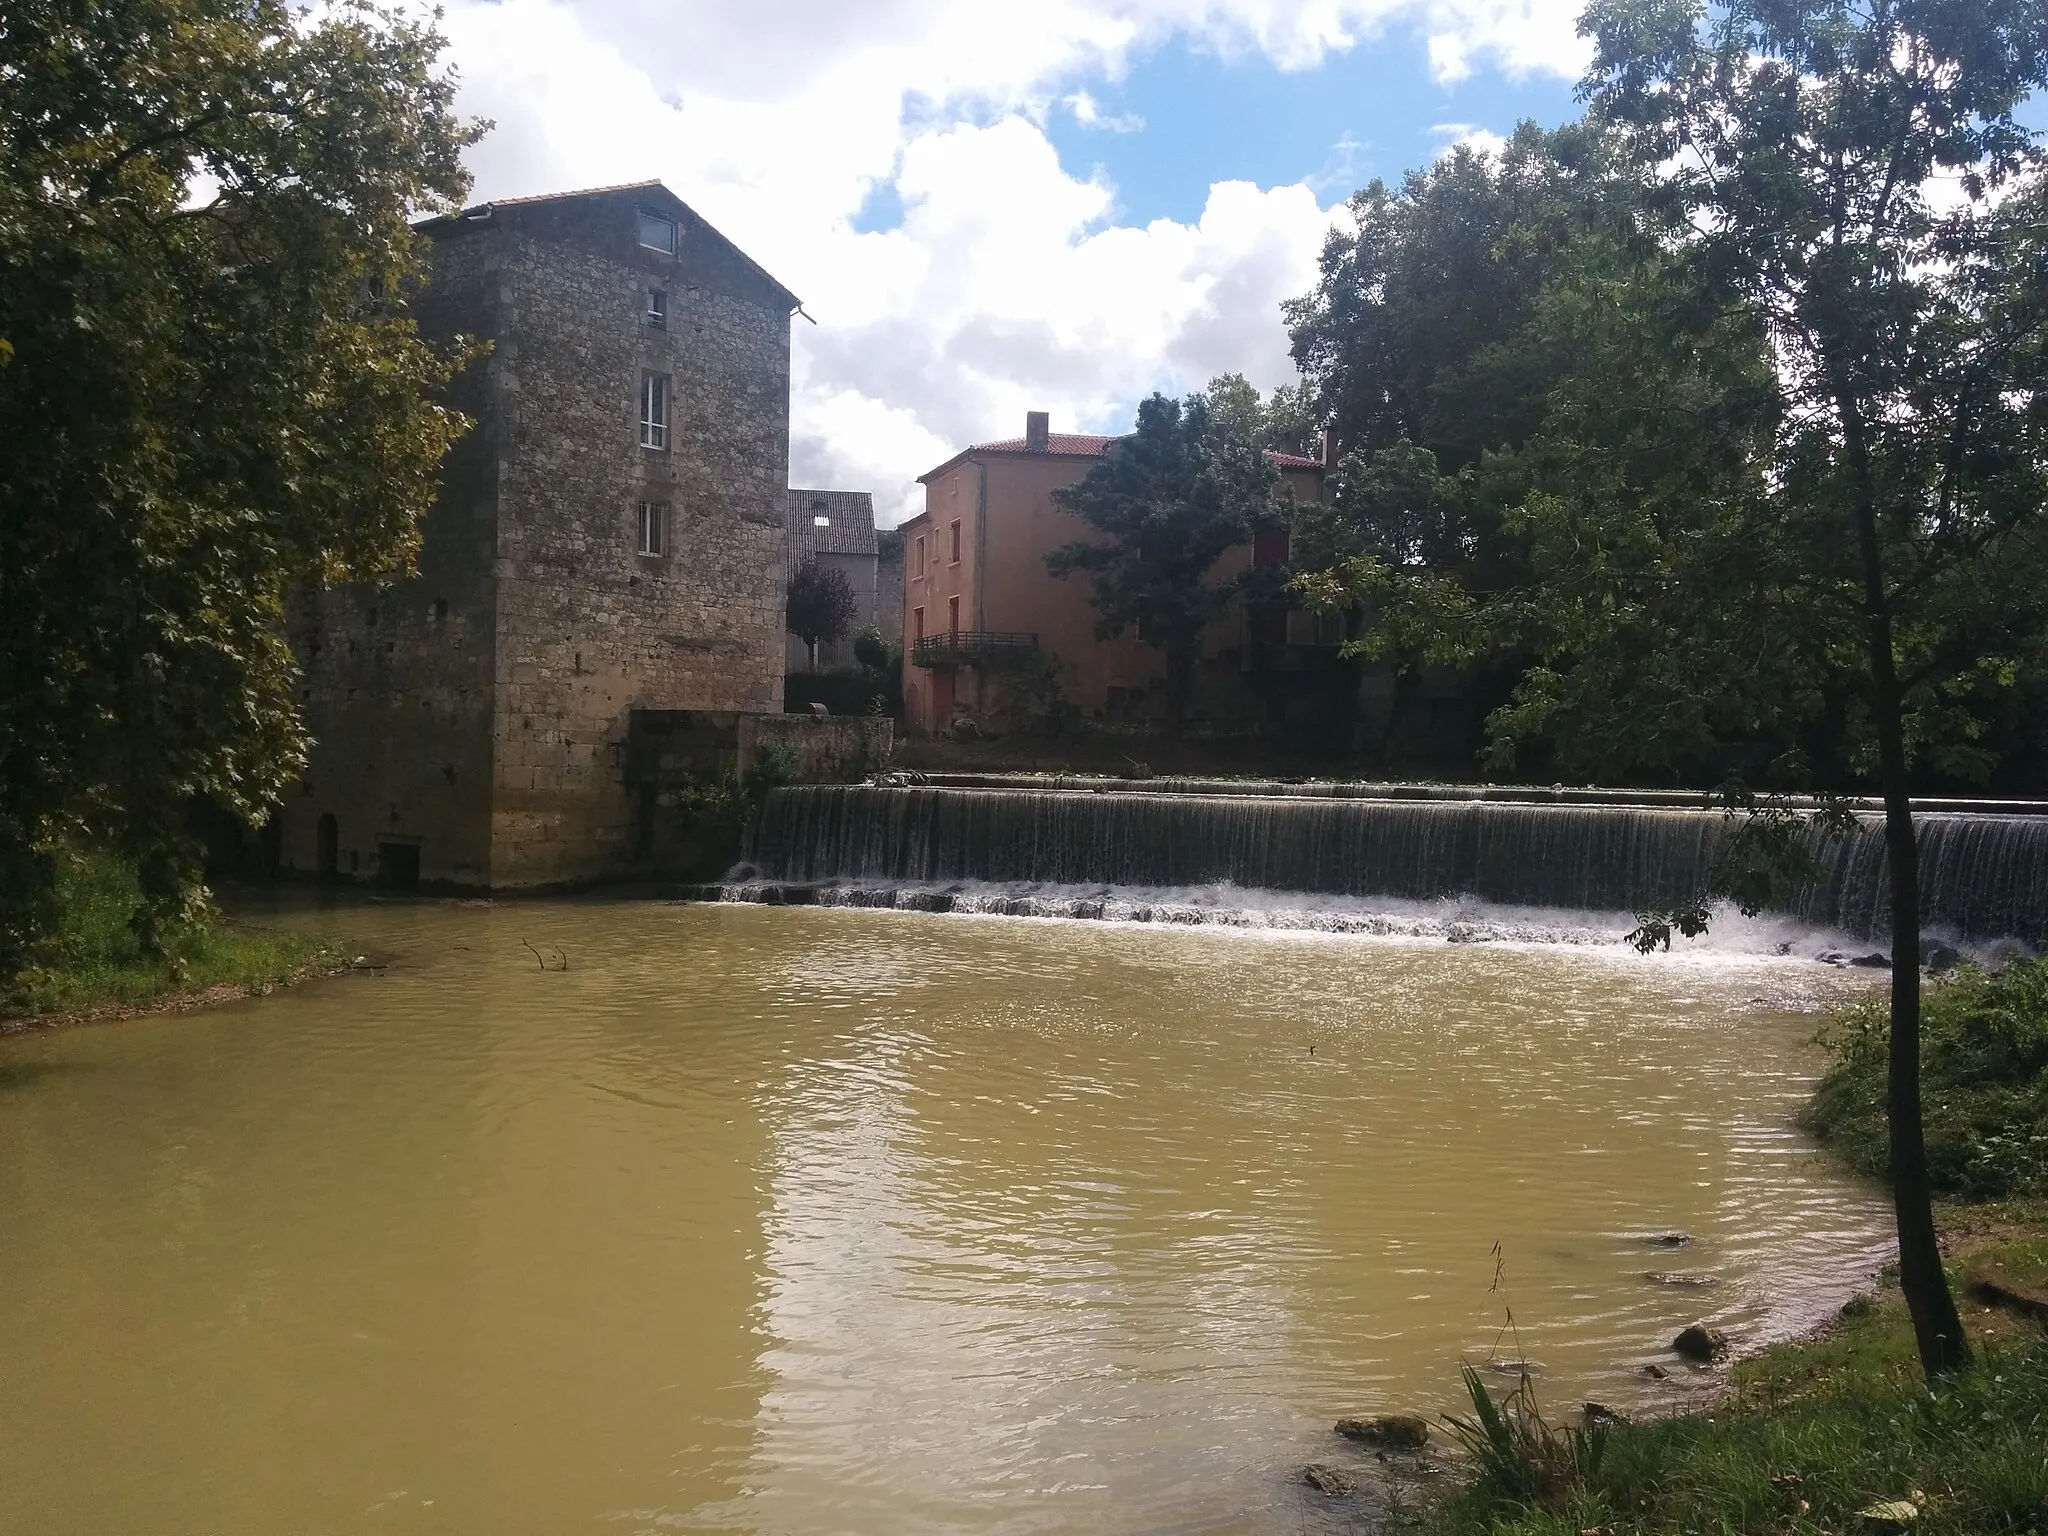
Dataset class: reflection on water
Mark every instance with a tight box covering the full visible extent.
[0,899,1891,1535]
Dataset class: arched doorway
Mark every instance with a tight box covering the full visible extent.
[316,814,339,880]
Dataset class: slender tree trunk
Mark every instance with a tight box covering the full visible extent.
[1838,375,1972,1380]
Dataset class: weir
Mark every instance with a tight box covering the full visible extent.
[741,777,2048,946]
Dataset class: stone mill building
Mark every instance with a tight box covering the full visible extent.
[274,182,800,889]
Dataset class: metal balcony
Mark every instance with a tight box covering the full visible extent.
[910,630,1040,670]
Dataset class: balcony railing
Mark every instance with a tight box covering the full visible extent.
[911,629,1040,669]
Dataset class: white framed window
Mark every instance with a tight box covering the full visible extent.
[639,372,668,450]
[813,514,830,527]
[646,289,667,329]
[637,213,676,254]
[637,501,667,557]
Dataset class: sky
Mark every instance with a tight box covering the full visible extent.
[414,0,2019,528]
[421,0,1602,523]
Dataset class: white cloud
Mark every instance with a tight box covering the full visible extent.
[1430,121,1511,159]
[1067,90,1147,133]
[427,0,1589,522]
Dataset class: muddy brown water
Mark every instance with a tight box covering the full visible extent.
[0,898,1889,1534]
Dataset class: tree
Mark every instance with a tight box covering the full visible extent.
[786,558,858,668]
[1300,0,2048,1382]
[1047,392,1285,728]
[851,626,891,673]
[0,0,481,977]
[1285,124,1721,764]
[1572,0,2048,1380]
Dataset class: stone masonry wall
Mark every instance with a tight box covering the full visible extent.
[486,197,790,886]
[273,231,502,888]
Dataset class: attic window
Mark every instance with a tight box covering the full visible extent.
[813,515,831,527]
[637,213,676,254]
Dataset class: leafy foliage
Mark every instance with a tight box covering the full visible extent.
[0,0,481,978]
[1047,391,1285,725]
[1816,960,2048,1199]
[786,558,859,657]
[851,626,891,673]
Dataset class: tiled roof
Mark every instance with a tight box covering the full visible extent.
[920,433,1325,482]
[786,488,878,558]
[471,180,666,210]
[968,432,1118,457]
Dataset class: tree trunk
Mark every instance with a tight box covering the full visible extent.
[1839,376,1972,1380]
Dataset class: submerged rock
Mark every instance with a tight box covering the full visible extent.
[1638,1362,1670,1380]
[1673,1323,1730,1361]
[1925,944,1965,974]
[1639,1231,1693,1248]
[1582,1402,1630,1426]
[1335,1414,1430,1449]
[1302,1463,1356,1495]
[1644,1271,1720,1287]
[1849,951,1892,969]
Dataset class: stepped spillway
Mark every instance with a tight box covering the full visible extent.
[741,778,2048,946]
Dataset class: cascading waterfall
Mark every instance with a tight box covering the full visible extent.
[738,780,2048,947]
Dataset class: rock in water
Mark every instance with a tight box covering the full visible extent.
[1640,1231,1693,1248]
[1673,1323,1730,1361]
[1302,1464,1356,1495]
[1335,1414,1430,1449]
[1644,1271,1719,1287]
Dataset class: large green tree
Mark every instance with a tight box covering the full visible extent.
[1047,391,1285,727]
[1299,0,2048,1381]
[1286,122,1779,763]
[1573,0,2048,1379]
[0,0,480,975]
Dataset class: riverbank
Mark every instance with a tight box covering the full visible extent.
[1385,963,2048,1536]
[0,857,347,1032]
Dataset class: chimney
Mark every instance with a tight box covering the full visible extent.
[1025,410,1050,452]
[1320,426,1339,468]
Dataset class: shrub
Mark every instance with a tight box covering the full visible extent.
[1812,958,2048,1199]
[851,626,891,673]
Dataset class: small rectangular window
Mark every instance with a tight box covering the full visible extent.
[639,372,668,450]
[913,606,925,641]
[638,213,676,254]
[914,535,926,575]
[947,595,960,634]
[637,501,667,557]
[646,289,667,329]
[948,520,962,563]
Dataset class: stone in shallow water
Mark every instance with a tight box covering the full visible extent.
[1644,1271,1719,1287]
[1673,1323,1730,1361]
[1335,1415,1430,1449]
[1302,1463,1356,1495]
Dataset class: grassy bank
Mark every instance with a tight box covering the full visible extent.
[1407,964,2048,1536]
[1,852,343,1027]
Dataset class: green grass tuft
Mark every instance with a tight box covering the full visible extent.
[1425,1276,2048,1535]
[1,850,340,1021]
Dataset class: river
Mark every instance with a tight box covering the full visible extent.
[0,897,1890,1534]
